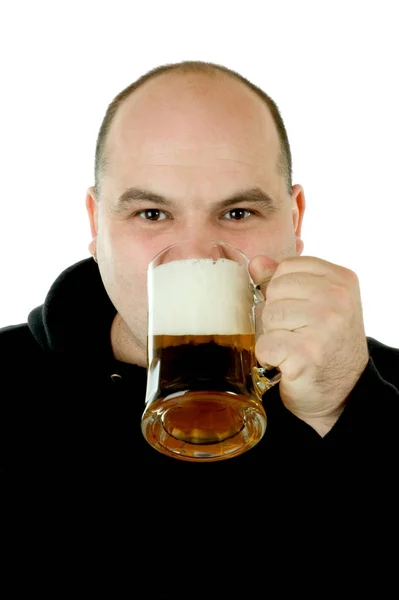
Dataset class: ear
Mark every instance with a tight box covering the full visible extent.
[86,186,98,258]
[291,184,306,256]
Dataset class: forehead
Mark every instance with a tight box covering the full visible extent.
[105,72,281,168]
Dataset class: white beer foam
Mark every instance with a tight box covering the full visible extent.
[149,258,254,335]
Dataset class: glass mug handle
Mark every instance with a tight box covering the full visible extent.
[251,283,282,393]
[253,364,281,394]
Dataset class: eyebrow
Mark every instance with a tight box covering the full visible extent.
[114,186,279,213]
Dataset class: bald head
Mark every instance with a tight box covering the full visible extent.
[86,62,305,367]
[94,61,292,199]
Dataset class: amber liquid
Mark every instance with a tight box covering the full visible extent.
[141,334,266,462]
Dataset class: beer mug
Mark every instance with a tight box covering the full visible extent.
[141,240,281,462]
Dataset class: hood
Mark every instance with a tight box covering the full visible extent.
[27,258,117,360]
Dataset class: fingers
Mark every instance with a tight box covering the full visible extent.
[261,298,312,332]
[255,329,308,381]
[249,255,358,291]
[266,272,337,303]
[271,255,356,279]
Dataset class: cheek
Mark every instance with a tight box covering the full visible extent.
[97,222,172,303]
[239,222,296,263]
[96,224,145,299]
[98,220,157,266]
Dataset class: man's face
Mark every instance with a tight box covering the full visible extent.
[87,72,305,361]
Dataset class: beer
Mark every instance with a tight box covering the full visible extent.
[142,257,267,461]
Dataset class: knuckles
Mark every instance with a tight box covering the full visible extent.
[261,303,287,327]
[255,330,282,366]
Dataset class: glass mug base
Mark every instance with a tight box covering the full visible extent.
[141,390,267,462]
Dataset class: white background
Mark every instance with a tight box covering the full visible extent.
[0,0,398,346]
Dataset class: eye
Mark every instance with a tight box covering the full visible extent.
[137,209,168,221]
[223,208,252,220]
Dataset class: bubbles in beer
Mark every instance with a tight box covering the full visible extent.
[148,258,254,335]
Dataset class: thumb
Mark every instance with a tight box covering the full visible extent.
[248,254,279,297]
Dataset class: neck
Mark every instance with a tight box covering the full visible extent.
[110,313,147,367]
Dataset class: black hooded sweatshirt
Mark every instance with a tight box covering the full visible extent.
[1,258,399,594]
[1,255,399,467]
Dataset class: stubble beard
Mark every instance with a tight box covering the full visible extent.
[110,311,148,367]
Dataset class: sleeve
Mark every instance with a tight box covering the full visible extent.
[322,355,399,450]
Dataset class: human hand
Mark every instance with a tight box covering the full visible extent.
[249,255,369,436]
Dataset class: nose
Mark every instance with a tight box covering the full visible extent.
[173,224,225,258]
[160,238,245,266]
[163,238,217,261]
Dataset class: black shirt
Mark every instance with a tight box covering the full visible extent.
[1,258,398,595]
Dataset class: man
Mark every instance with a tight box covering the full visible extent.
[2,59,397,593]
[1,59,399,467]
